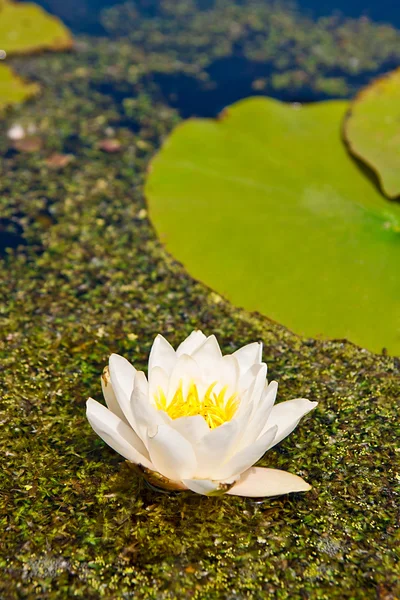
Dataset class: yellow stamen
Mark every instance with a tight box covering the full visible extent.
[154,380,239,429]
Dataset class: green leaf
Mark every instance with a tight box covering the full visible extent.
[146,97,400,355]
[0,0,72,55]
[345,68,400,199]
[0,63,39,111]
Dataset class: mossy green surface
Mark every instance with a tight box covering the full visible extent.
[0,7,399,598]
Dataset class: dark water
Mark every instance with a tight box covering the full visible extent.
[36,0,400,32]
[304,0,398,25]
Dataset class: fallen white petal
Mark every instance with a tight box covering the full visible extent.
[227,466,312,497]
[86,398,151,467]
[147,423,197,481]
[212,425,278,481]
[262,398,318,449]
[176,330,207,357]
[7,124,25,141]
[148,334,177,375]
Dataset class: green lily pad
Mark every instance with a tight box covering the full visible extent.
[146,97,400,355]
[345,69,400,199]
[0,63,39,111]
[0,0,72,55]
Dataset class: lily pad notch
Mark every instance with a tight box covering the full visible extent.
[344,68,400,200]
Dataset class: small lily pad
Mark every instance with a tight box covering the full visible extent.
[146,97,400,355]
[0,0,73,55]
[0,63,39,111]
[345,69,400,199]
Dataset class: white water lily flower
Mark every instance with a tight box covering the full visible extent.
[86,331,317,497]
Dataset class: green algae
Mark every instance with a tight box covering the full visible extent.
[0,16,399,600]
[103,0,400,101]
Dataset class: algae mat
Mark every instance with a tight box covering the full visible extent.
[0,22,399,600]
[146,97,400,355]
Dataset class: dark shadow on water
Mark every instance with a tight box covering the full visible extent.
[153,58,278,119]
[0,210,56,257]
[90,51,400,124]
[151,57,399,119]
[0,218,27,256]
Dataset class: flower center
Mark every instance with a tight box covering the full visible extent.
[154,381,239,429]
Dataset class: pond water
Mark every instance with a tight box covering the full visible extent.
[36,0,400,32]
[2,0,400,352]
[1,2,400,599]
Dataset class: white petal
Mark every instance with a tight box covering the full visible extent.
[212,425,278,481]
[148,334,177,375]
[218,355,240,395]
[181,479,220,495]
[224,397,254,451]
[232,364,267,425]
[193,419,239,479]
[182,478,235,496]
[252,380,278,427]
[167,354,201,401]
[246,364,269,414]
[108,354,137,428]
[176,330,207,357]
[148,366,170,401]
[238,362,267,396]
[231,386,253,421]
[262,398,318,448]
[131,371,166,441]
[233,342,263,373]
[191,335,222,381]
[101,365,129,424]
[237,381,278,451]
[86,398,152,467]
[227,467,312,497]
[169,415,209,444]
[135,368,149,396]
[146,424,197,481]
